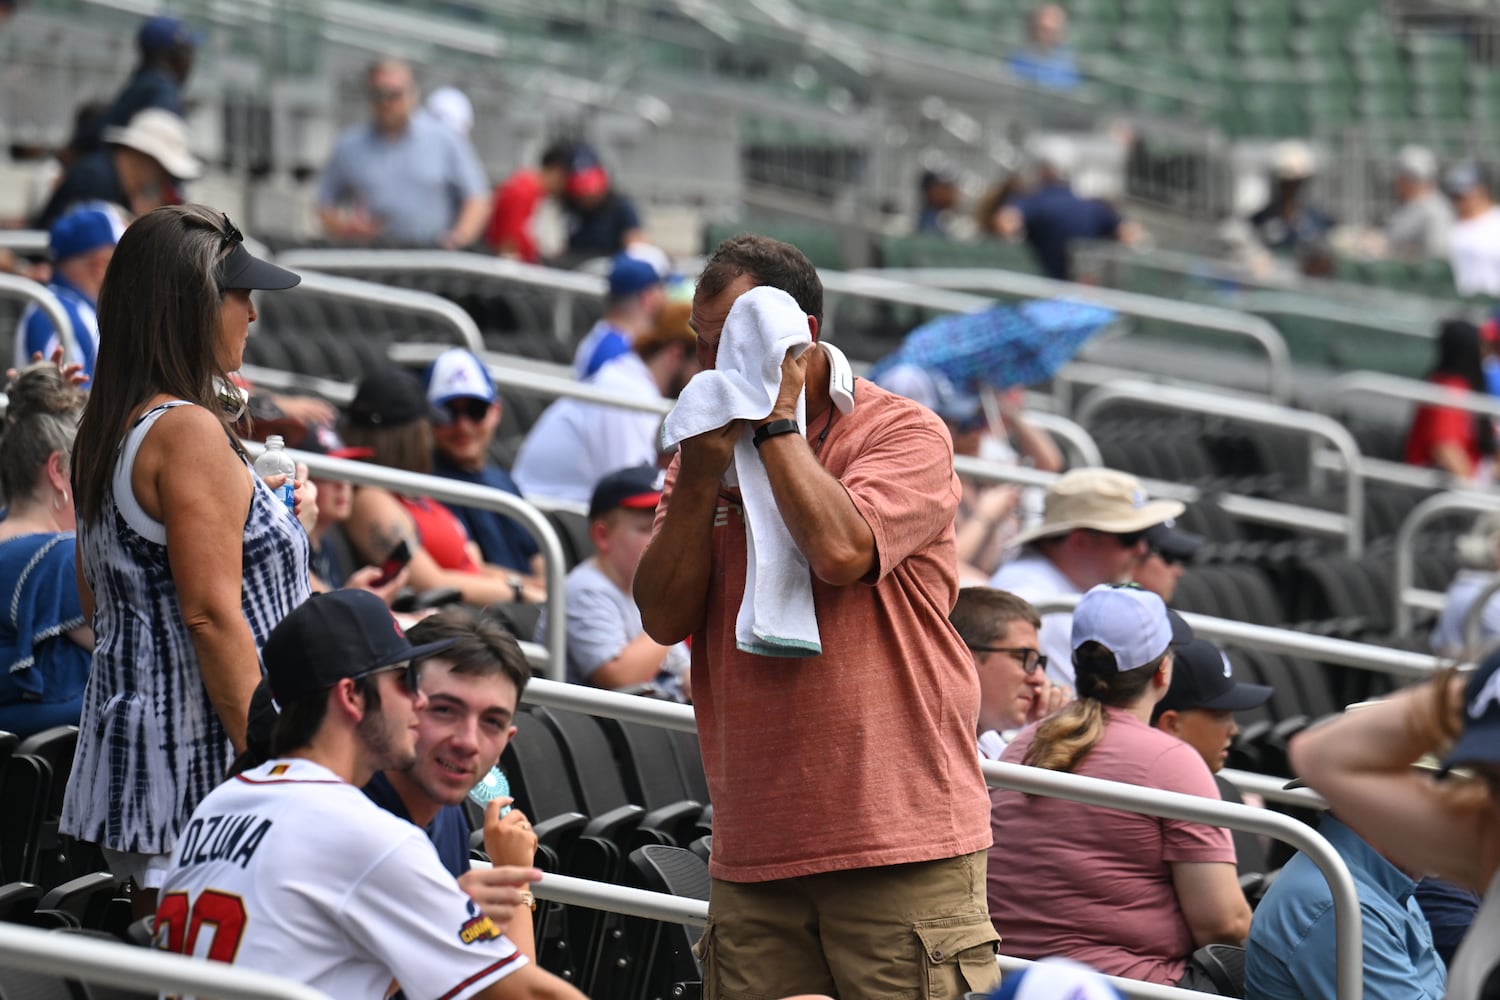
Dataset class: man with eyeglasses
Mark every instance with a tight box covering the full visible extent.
[990,468,1183,689]
[158,590,584,1000]
[425,349,543,591]
[317,57,490,249]
[950,588,1071,758]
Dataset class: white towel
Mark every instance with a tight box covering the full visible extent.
[661,286,821,657]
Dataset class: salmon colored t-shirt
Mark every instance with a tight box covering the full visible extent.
[986,708,1236,985]
[653,380,993,882]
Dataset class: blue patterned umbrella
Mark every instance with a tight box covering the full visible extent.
[869,299,1117,389]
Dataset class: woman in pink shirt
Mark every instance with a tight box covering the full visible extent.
[987,584,1252,989]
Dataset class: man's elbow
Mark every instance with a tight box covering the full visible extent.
[1194,909,1252,947]
[808,541,875,587]
[638,608,690,647]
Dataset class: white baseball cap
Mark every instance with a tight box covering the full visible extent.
[1072,584,1194,672]
[426,87,474,137]
[424,348,496,407]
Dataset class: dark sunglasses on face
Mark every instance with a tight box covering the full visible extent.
[967,645,1048,675]
[1113,529,1146,548]
[369,87,406,102]
[445,398,490,424]
[347,659,422,693]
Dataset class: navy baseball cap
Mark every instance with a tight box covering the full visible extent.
[138,15,199,52]
[1146,519,1203,564]
[261,590,458,704]
[588,465,664,520]
[1444,649,1500,771]
[345,366,449,428]
[214,215,300,292]
[1156,637,1273,715]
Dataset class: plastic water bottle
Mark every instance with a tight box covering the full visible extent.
[253,436,297,512]
[469,765,512,816]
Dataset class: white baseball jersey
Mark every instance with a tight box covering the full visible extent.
[156,758,526,1000]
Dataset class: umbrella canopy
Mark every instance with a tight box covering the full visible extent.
[869,298,1117,390]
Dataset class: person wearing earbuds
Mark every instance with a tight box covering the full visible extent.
[61,204,313,915]
[987,584,1251,990]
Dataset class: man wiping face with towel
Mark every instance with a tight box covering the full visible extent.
[635,234,997,999]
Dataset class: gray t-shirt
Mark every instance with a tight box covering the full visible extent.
[1386,191,1454,260]
[316,109,487,246]
[536,559,689,698]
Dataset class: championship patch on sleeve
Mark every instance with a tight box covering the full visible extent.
[458,900,500,945]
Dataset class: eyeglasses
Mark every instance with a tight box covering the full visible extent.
[219,215,245,257]
[347,659,422,693]
[1113,530,1147,548]
[968,645,1047,675]
[368,87,406,103]
[444,398,490,424]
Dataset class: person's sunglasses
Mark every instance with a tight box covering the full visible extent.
[968,645,1047,675]
[347,659,422,693]
[445,398,490,424]
[368,87,406,102]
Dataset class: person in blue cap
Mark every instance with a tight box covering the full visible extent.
[1290,655,1500,1000]
[571,252,665,378]
[13,201,127,377]
[77,15,199,154]
[423,348,541,581]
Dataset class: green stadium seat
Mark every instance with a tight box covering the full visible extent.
[877,235,1040,274]
[705,221,846,271]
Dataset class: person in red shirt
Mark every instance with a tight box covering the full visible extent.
[1405,319,1496,482]
[484,143,571,262]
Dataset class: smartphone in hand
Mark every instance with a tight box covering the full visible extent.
[371,540,412,587]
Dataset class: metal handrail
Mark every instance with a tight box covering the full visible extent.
[1393,490,1500,635]
[0,922,331,1000]
[0,273,81,366]
[503,678,1362,1000]
[1322,370,1500,422]
[982,759,1362,1000]
[285,270,485,354]
[1030,597,1446,681]
[953,454,1353,540]
[865,267,1294,404]
[1075,380,1366,556]
[240,445,568,676]
[0,230,47,252]
[275,250,602,343]
[1219,768,1328,809]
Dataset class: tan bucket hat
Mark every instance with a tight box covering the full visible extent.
[1012,467,1185,547]
[103,108,203,181]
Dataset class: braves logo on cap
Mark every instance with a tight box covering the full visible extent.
[1470,668,1500,720]
[444,365,484,395]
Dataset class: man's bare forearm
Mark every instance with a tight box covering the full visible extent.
[635,468,719,644]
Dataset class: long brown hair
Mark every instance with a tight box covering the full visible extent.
[1022,642,1163,773]
[73,204,245,524]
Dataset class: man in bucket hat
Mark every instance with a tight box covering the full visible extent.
[991,467,1183,687]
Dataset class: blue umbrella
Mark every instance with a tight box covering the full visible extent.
[869,298,1116,390]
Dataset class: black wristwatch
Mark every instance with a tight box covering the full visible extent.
[752,418,800,449]
[507,573,525,603]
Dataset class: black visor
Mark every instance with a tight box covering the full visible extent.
[219,242,301,292]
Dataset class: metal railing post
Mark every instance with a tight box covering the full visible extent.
[1075,380,1366,556]
[0,273,81,367]
[982,760,1363,1000]
[286,270,486,354]
[241,445,569,678]
[1393,491,1500,636]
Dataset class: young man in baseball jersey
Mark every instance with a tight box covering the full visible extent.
[155,590,584,1000]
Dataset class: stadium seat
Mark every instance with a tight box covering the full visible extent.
[0,754,51,884]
